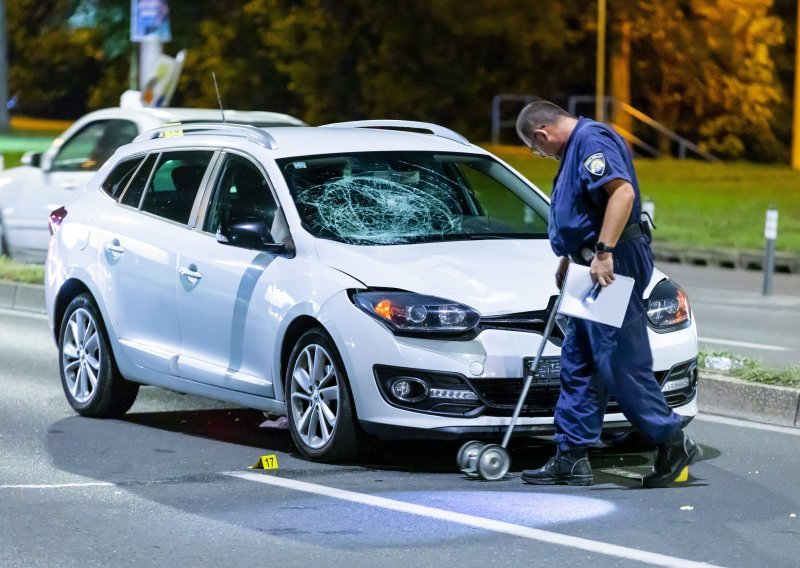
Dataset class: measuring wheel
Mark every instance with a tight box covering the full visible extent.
[457,440,486,477]
[476,444,510,481]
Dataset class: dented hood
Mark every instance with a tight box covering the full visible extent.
[314,239,561,316]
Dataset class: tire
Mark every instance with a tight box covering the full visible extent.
[0,217,9,257]
[58,294,139,417]
[285,328,360,461]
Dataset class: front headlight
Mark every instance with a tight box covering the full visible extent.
[647,279,691,331]
[353,291,481,334]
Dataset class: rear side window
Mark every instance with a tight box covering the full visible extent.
[120,154,157,208]
[101,157,144,200]
[140,151,214,224]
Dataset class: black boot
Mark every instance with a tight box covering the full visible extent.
[522,447,592,486]
[642,431,703,488]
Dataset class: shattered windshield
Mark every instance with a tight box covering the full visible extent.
[276,151,549,245]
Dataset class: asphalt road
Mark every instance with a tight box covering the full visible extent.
[657,263,800,367]
[2,308,799,567]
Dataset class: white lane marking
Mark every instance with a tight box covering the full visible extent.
[0,482,115,489]
[697,414,800,436]
[699,336,791,352]
[226,471,723,568]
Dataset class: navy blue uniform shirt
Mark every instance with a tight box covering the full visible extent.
[548,117,642,258]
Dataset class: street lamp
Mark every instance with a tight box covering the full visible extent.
[596,0,607,122]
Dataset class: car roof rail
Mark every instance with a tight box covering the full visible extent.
[320,120,470,146]
[134,122,280,149]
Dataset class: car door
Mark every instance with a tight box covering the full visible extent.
[175,152,289,397]
[100,149,217,374]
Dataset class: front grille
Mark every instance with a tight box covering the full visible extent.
[466,377,623,417]
[466,356,698,418]
[478,295,564,344]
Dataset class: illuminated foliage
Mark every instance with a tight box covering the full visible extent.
[4,0,793,161]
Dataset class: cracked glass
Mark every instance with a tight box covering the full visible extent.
[277,151,549,245]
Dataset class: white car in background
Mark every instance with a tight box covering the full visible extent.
[44,120,698,461]
[0,107,304,262]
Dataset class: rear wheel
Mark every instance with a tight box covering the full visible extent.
[0,217,9,256]
[58,294,139,417]
[285,328,360,461]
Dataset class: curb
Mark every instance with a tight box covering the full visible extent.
[698,373,800,428]
[0,280,46,314]
[651,243,800,273]
[2,280,798,429]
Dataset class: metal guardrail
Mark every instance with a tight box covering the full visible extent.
[567,95,719,162]
[490,94,540,145]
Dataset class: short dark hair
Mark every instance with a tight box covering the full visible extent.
[516,100,574,147]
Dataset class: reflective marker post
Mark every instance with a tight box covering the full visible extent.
[763,208,778,296]
[642,196,655,229]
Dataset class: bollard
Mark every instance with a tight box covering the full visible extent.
[642,196,655,228]
[763,207,778,296]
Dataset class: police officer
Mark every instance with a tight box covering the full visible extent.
[515,100,702,488]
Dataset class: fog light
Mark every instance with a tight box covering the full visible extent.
[390,377,428,403]
[662,377,691,392]
[428,388,479,400]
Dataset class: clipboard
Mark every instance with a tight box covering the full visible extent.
[557,264,635,328]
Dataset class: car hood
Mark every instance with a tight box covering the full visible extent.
[314,238,561,316]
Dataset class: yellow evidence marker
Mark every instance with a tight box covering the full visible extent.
[250,454,279,470]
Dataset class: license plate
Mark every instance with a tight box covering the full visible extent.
[523,356,561,384]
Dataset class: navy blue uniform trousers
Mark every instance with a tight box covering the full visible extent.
[554,237,683,450]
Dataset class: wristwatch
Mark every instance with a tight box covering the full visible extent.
[594,241,615,255]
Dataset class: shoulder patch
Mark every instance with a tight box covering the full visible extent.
[583,152,606,176]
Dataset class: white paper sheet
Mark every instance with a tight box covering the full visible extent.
[557,264,635,328]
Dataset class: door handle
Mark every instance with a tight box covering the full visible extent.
[103,239,125,257]
[179,264,203,284]
[61,180,78,190]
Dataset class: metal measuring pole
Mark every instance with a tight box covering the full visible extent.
[762,208,778,296]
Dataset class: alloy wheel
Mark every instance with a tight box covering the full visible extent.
[289,343,340,449]
[61,307,102,404]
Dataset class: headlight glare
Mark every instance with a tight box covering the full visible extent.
[354,291,481,334]
[647,280,691,329]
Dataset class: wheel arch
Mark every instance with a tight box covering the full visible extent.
[52,278,94,342]
[278,316,361,420]
[279,315,325,399]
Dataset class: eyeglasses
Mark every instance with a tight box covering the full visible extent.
[528,126,557,159]
[529,128,548,157]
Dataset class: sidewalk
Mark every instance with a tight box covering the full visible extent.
[2,279,798,429]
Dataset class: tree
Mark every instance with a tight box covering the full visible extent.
[629,0,786,161]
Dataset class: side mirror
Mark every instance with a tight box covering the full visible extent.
[21,151,42,168]
[217,219,289,254]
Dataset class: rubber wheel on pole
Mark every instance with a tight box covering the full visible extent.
[476,444,510,481]
[457,440,486,476]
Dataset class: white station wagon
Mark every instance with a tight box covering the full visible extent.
[0,106,304,263]
[44,121,698,461]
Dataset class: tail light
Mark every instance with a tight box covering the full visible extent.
[49,206,68,236]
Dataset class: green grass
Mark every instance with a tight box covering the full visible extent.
[699,348,800,388]
[0,257,45,284]
[489,145,800,252]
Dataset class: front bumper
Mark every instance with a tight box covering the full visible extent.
[319,291,699,438]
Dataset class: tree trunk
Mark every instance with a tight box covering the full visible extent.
[610,17,632,141]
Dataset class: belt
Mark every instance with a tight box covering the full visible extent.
[570,221,651,265]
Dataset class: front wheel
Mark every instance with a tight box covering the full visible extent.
[285,328,360,461]
[58,294,139,417]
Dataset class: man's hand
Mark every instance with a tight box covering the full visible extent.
[555,256,570,289]
[590,253,615,287]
